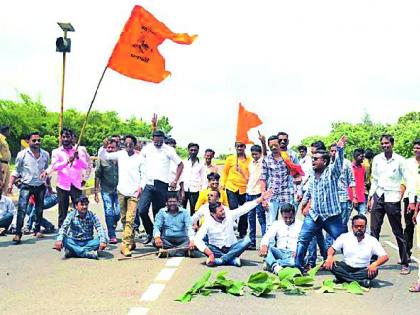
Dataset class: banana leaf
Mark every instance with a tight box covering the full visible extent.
[342,281,365,295]
[293,276,315,286]
[175,270,212,302]
[246,272,277,296]
[315,279,336,294]
[278,267,302,281]
[206,271,245,296]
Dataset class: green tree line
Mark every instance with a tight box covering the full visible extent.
[299,112,420,158]
[0,94,173,156]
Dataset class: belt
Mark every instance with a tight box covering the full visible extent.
[0,160,9,164]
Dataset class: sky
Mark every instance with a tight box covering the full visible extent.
[1,0,420,154]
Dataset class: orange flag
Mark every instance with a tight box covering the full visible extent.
[280,151,305,177]
[236,103,263,144]
[107,5,197,83]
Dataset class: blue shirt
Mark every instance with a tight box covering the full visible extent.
[57,209,106,243]
[261,153,293,203]
[153,207,194,239]
[303,147,344,221]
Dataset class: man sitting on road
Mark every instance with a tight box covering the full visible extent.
[54,196,107,259]
[324,214,389,288]
[192,190,222,230]
[259,203,303,274]
[0,181,15,236]
[153,192,196,258]
[194,190,272,267]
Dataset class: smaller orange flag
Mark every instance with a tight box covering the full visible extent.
[236,103,263,144]
[280,151,305,177]
[108,5,197,83]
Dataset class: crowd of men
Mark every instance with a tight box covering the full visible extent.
[0,123,419,292]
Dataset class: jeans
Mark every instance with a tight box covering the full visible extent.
[63,237,100,258]
[265,247,294,271]
[325,201,350,248]
[246,194,266,246]
[25,193,57,231]
[101,191,120,239]
[16,184,46,235]
[138,181,168,236]
[295,214,344,271]
[226,189,247,237]
[57,185,82,228]
[354,202,367,215]
[331,261,376,282]
[305,233,327,268]
[207,236,251,264]
[0,213,13,229]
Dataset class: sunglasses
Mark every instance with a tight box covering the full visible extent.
[236,144,245,148]
[312,157,322,161]
[31,139,41,143]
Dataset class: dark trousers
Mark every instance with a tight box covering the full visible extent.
[57,185,82,228]
[332,261,376,282]
[16,184,46,235]
[0,213,13,229]
[403,197,416,257]
[138,181,168,236]
[226,189,247,238]
[370,194,408,265]
[182,191,199,216]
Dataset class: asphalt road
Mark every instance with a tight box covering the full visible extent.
[0,201,419,315]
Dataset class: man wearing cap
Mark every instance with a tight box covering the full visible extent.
[0,126,12,194]
[54,196,107,259]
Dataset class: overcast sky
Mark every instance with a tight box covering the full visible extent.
[1,0,419,154]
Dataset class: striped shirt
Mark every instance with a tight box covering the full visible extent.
[57,209,106,243]
[337,159,356,202]
[303,147,344,221]
[261,154,293,203]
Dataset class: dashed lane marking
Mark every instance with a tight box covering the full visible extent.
[127,307,149,315]
[155,268,177,281]
[140,283,166,302]
[165,256,184,267]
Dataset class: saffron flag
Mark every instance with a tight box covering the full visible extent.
[280,151,305,177]
[236,103,263,144]
[107,5,197,83]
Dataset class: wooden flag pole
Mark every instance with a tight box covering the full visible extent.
[75,66,108,149]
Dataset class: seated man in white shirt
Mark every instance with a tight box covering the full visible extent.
[192,190,221,230]
[194,190,272,267]
[0,182,15,235]
[324,214,389,288]
[259,203,303,274]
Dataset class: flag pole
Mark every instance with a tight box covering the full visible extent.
[75,66,108,149]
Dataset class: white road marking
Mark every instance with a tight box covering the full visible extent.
[140,283,166,302]
[384,241,420,263]
[155,268,177,281]
[127,307,149,315]
[165,257,184,267]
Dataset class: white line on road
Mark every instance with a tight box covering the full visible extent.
[384,241,420,263]
[140,283,166,302]
[165,257,184,267]
[155,268,177,281]
[127,307,149,315]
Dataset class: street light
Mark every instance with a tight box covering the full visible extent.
[56,22,75,144]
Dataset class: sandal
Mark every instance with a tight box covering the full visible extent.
[400,265,410,275]
[409,282,420,292]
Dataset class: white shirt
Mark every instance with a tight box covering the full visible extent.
[369,152,406,202]
[181,158,206,192]
[0,195,15,220]
[332,232,387,268]
[194,200,258,252]
[260,219,303,251]
[299,154,312,188]
[246,158,262,195]
[140,143,182,186]
[168,160,181,191]
[100,150,142,197]
[405,157,420,203]
[191,204,211,225]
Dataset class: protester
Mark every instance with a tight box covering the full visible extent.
[46,128,90,228]
[246,144,266,250]
[221,141,251,239]
[8,132,50,243]
[0,125,11,194]
[99,135,142,257]
[194,172,228,210]
[194,190,272,267]
[72,133,92,188]
[298,145,312,193]
[0,181,15,236]
[259,203,303,274]
[181,143,206,215]
[164,137,184,199]
[203,148,218,175]
[363,148,375,201]
[153,193,195,257]
[54,196,107,259]
[138,130,183,245]
[192,190,221,229]
[368,134,410,275]
[295,136,347,272]
[24,192,57,234]
[349,148,367,215]
[95,138,120,244]
[325,214,389,288]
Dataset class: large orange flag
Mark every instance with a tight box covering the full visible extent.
[107,5,197,83]
[236,103,263,144]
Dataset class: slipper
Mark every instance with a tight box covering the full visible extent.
[400,265,410,275]
[409,282,420,292]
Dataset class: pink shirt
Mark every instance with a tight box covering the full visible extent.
[348,163,366,202]
[47,146,89,191]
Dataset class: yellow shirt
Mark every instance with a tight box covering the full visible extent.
[0,134,11,162]
[195,188,229,210]
[221,154,251,194]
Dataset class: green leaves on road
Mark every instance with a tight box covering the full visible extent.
[207,271,245,296]
[246,272,279,296]
[315,279,368,295]
[175,270,212,303]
